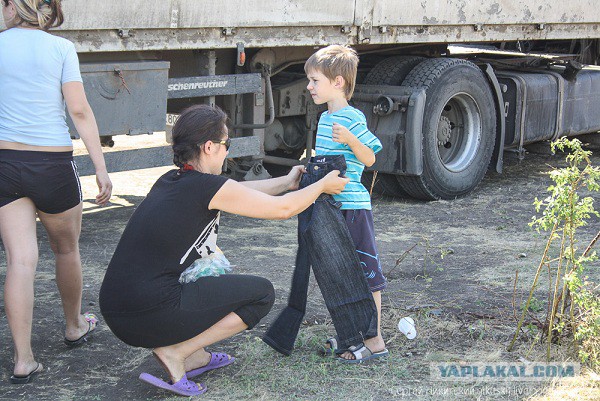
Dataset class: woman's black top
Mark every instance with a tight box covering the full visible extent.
[100,169,228,315]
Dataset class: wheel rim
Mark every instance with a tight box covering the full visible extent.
[435,92,482,172]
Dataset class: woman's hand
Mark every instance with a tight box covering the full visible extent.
[286,165,306,191]
[95,169,113,205]
[320,170,350,195]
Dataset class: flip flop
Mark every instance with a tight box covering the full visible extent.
[64,312,98,347]
[186,352,235,378]
[336,343,389,364]
[10,362,43,384]
[139,372,207,396]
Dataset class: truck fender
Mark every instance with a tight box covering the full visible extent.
[481,63,505,174]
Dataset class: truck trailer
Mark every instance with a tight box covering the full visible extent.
[2,0,599,199]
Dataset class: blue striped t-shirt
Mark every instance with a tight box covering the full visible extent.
[315,106,382,210]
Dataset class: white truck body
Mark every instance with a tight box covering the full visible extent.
[2,1,599,199]
[2,1,596,50]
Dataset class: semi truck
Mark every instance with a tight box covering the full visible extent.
[2,0,599,199]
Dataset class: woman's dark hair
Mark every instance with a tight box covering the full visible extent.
[171,104,228,167]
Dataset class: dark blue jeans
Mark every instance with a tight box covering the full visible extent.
[263,155,378,355]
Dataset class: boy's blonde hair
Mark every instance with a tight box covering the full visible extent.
[304,45,358,100]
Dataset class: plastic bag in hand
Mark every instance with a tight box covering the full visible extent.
[179,252,233,284]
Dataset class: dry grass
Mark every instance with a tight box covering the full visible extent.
[182,304,593,401]
[527,370,600,400]
[1,146,598,400]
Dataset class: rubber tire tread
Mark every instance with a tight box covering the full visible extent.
[396,58,495,200]
[364,56,425,85]
[361,171,407,198]
[362,56,425,197]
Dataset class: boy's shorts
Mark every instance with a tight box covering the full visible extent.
[341,209,387,292]
[0,149,82,214]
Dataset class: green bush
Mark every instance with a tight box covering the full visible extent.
[508,138,600,371]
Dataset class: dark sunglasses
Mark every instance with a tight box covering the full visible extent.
[215,138,231,151]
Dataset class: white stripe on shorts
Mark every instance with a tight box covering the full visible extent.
[70,161,83,202]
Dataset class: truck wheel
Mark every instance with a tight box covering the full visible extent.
[398,58,496,200]
[364,56,425,86]
[362,56,425,197]
[361,171,405,198]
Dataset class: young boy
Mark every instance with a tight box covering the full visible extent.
[305,45,387,361]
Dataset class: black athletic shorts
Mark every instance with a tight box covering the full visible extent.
[0,149,82,214]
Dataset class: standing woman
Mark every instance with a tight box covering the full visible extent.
[0,0,112,384]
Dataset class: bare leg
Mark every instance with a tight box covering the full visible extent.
[340,290,385,360]
[183,348,212,372]
[365,290,385,349]
[154,312,247,382]
[0,198,44,376]
[38,203,94,341]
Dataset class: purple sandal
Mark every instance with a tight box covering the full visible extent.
[186,352,235,378]
[139,372,207,396]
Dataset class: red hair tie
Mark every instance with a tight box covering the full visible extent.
[182,163,194,171]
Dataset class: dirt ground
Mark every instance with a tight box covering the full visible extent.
[0,138,599,401]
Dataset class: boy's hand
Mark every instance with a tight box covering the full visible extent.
[286,165,306,191]
[332,123,356,146]
[333,122,377,167]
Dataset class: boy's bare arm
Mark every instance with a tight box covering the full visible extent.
[332,123,376,167]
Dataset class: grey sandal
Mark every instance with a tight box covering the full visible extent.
[320,337,339,356]
[336,343,389,364]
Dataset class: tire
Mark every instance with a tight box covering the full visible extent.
[362,56,425,197]
[397,58,496,200]
[364,56,425,86]
[361,171,408,198]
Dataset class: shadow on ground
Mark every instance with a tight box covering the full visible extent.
[1,148,599,400]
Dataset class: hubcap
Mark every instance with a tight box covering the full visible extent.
[437,116,452,146]
[436,93,482,173]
